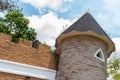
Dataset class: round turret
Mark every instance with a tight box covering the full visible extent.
[55,12,115,80]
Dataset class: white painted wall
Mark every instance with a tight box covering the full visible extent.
[0,59,56,80]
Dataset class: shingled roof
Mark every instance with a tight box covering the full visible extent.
[62,12,107,36]
[56,12,115,56]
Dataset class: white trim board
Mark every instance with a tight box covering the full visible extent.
[0,59,56,80]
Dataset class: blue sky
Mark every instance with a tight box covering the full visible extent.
[17,0,120,55]
[0,1,119,79]
[0,0,120,56]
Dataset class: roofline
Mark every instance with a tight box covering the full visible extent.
[56,30,115,57]
[61,12,107,36]
[0,59,56,80]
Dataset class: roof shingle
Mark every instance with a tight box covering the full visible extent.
[62,12,107,36]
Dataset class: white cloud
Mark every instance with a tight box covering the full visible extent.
[112,38,120,53]
[103,0,120,11]
[108,38,120,60]
[96,13,113,36]
[21,0,62,10]
[103,0,120,26]
[94,0,120,37]
[27,11,72,46]
[60,5,71,13]
[63,0,73,2]
[21,0,73,13]
[0,12,5,18]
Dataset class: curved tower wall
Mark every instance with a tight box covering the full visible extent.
[56,35,107,80]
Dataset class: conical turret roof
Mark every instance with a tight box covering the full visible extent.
[62,12,106,35]
[56,12,115,56]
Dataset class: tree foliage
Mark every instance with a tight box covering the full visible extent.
[0,0,37,42]
[0,11,37,42]
[107,58,120,80]
[0,0,20,12]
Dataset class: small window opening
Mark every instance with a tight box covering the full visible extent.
[96,52,101,58]
[94,48,105,62]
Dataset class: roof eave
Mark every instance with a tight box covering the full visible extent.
[55,30,115,57]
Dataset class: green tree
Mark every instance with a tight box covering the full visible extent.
[107,58,120,80]
[22,28,37,41]
[0,0,36,42]
[0,18,8,33]
[0,0,20,12]
[1,11,37,42]
[5,11,29,35]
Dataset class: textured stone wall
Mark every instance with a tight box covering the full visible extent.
[56,35,107,80]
